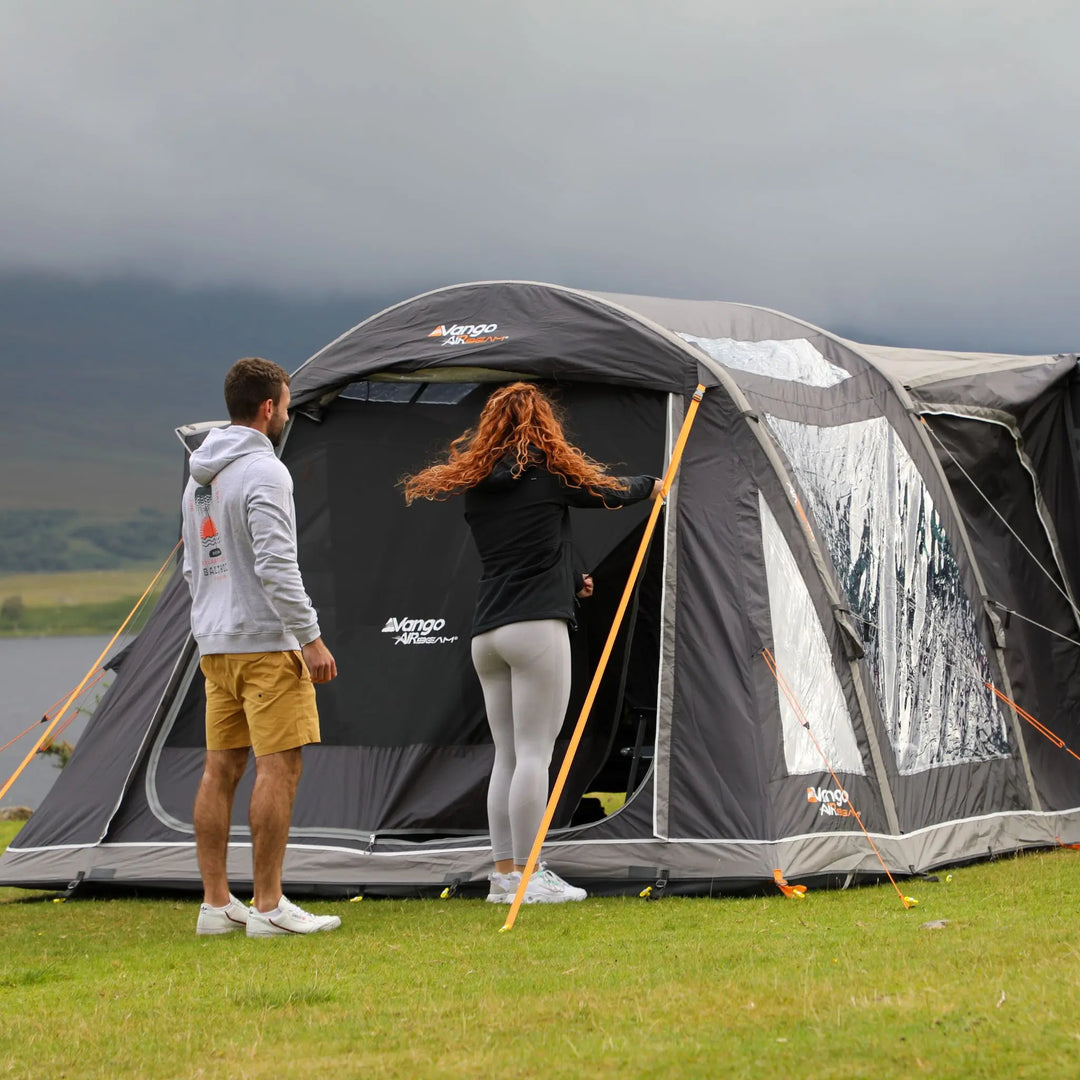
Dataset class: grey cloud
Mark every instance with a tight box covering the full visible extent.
[1,0,1078,349]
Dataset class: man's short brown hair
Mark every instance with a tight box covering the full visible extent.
[224,358,290,422]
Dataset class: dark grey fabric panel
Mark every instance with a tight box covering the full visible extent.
[1017,368,1080,604]
[907,355,1077,412]
[122,742,656,850]
[290,282,702,405]
[5,571,192,850]
[151,744,494,834]
[285,400,488,749]
[664,392,774,839]
[928,414,1080,812]
[892,758,1029,828]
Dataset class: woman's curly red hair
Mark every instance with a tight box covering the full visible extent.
[403,382,628,504]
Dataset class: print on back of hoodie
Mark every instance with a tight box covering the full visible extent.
[193,484,229,578]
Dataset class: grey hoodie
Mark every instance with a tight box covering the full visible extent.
[181,425,320,656]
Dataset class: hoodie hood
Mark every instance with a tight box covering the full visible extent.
[188,425,274,486]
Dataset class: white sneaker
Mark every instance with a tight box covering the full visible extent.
[523,863,587,904]
[246,894,342,937]
[196,894,250,935]
[486,870,521,904]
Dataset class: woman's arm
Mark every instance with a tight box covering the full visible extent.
[561,474,659,509]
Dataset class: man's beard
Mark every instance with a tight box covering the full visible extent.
[267,417,286,447]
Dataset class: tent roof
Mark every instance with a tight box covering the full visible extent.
[838,341,1070,387]
[594,291,1076,392]
[289,281,1077,412]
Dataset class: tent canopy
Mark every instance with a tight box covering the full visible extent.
[2,282,1077,896]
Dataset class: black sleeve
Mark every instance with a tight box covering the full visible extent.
[561,474,657,509]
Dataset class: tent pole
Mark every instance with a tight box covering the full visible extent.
[501,385,707,932]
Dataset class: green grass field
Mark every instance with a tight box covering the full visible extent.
[0,567,162,606]
[2,820,1080,1078]
[0,565,167,636]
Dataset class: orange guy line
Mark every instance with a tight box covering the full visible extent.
[501,385,708,932]
[762,648,913,909]
[0,540,180,804]
[987,683,1080,765]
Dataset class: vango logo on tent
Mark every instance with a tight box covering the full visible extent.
[806,785,855,818]
[380,615,459,646]
[427,322,509,347]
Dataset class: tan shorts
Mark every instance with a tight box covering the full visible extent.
[200,651,320,757]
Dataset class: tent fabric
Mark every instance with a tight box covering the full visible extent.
[3,283,1078,896]
[842,341,1074,393]
[289,282,711,406]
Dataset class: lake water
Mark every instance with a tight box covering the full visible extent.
[0,636,114,810]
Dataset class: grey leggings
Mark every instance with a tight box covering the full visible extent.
[471,619,572,864]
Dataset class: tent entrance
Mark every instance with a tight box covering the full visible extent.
[556,511,665,830]
[147,378,668,843]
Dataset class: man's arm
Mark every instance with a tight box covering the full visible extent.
[246,465,336,681]
[181,537,193,591]
[301,636,337,684]
[181,500,196,595]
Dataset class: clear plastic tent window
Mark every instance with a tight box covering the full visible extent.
[766,415,1009,775]
[759,494,865,776]
[678,335,852,388]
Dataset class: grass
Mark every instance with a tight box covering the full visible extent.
[0,822,48,905]
[0,597,147,636]
[0,565,167,636]
[0,567,162,606]
[2,820,1080,1079]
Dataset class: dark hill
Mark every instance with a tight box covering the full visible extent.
[0,274,398,513]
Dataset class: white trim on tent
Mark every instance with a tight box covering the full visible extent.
[14,800,1080,858]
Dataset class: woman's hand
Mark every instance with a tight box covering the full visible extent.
[651,478,663,499]
[576,573,594,599]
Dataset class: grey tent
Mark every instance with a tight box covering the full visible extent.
[3,282,1078,896]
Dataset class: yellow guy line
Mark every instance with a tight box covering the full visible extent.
[501,385,707,932]
[0,540,182,804]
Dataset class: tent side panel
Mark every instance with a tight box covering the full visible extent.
[13,802,1080,894]
[664,394,775,839]
[929,414,1080,812]
[1016,368,1080,605]
[0,570,192,854]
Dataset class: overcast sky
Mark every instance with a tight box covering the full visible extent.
[1,0,1078,349]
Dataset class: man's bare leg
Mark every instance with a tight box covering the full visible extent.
[250,747,303,912]
[194,748,250,907]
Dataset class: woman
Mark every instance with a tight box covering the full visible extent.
[404,383,659,903]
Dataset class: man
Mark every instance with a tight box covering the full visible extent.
[181,357,341,937]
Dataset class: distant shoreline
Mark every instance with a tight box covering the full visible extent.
[0,597,145,638]
[0,566,168,638]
